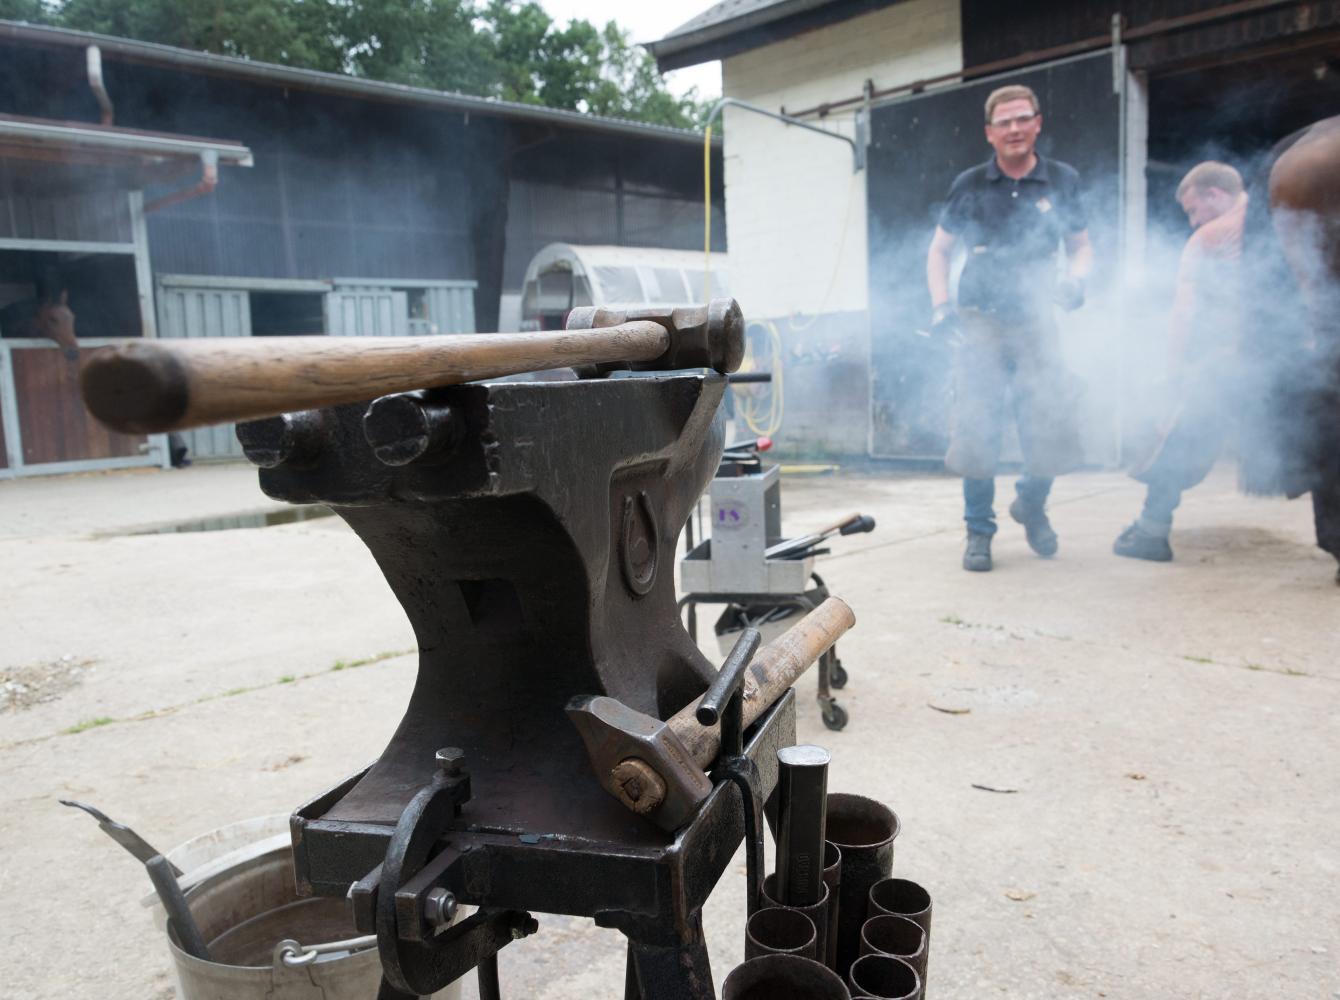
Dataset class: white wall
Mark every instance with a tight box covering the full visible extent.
[721,0,962,319]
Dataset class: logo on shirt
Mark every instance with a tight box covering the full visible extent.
[1036,197,1053,214]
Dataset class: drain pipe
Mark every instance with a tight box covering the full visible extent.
[703,97,863,172]
[86,45,114,125]
[145,149,219,213]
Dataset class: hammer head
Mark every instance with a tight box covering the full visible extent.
[566,298,745,375]
[566,695,713,832]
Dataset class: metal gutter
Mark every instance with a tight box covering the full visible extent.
[0,19,718,148]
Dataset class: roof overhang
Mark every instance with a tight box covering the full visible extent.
[649,0,899,71]
[0,19,719,149]
[0,112,254,171]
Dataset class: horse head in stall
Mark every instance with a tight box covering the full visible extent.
[34,290,80,361]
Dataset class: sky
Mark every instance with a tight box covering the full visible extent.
[537,0,724,100]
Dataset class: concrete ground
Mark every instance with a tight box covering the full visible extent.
[1,461,1337,1000]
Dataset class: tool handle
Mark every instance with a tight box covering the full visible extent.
[79,322,671,434]
[817,512,864,536]
[696,628,762,726]
[837,514,876,536]
[670,597,855,765]
[146,854,211,961]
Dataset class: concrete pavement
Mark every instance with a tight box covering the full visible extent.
[1,461,1336,999]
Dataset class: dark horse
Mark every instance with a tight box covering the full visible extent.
[1255,116,1340,582]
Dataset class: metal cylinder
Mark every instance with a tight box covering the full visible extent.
[775,745,831,906]
[822,840,842,970]
[859,914,926,984]
[867,879,932,996]
[867,878,932,933]
[722,954,850,1000]
[761,873,830,969]
[745,906,817,961]
[848,953,921,1000]
[826,793,900,980]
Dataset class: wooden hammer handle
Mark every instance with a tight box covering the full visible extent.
[670,596,856,766]
[79,322,670,434]
[818,512,863,536]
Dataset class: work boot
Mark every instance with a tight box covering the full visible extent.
[1113,523,1173,562]
[963,532,992,572]
[1008,498,1058,558]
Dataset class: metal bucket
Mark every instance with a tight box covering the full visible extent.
[144,816,458,1000]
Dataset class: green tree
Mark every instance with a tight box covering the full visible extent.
[56,0,347,71]
[0,0,52,22]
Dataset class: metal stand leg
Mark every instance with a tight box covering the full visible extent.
[624,943,641,1000]
[477,954,501,1000]
[626,914,715,1000]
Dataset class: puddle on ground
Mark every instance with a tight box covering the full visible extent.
[131,505,335,535]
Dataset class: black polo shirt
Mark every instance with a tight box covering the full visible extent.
[938,154,1087,315]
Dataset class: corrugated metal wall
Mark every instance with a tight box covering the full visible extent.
[324,287,409,337]
[0,162,132,243]
[420,284,476,334]
[156,284,250,460]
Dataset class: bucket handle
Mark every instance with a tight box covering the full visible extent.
[274,934,377,967]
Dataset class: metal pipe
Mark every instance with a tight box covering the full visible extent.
[848,953,920,1000]
[722,954,849,1000]
[859,914,926,984]
[867,878,932,934]
[821,840,842,969]
[761,873,831,970]
[144,149,219,214]
[702,97,861,171]
[826,793,900,980]
[775,745,831,906]
[744,907,817,961]
[85,45,113,125]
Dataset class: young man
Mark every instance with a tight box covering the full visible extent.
[1114,162,1249,561]
[926,85,1093,572]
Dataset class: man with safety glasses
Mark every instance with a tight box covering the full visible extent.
[926,84,1093,572]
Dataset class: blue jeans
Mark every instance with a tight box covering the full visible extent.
[964,475,1053,537]
[1136,481,1183,539]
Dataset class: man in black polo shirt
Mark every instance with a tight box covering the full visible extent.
[926,84,1092,572]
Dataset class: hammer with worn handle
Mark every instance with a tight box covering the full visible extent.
[79,299,744,435]
[567,596,855,831]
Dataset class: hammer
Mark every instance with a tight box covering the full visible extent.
[567,597,855,831]
[79,299,744,435]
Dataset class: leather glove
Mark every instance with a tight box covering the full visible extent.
[1054,275,1085,312]
[929,303,961,345]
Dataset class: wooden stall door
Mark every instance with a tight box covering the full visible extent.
[14,346,146,464]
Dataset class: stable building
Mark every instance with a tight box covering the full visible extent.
[651,0,1340,462]
[0,20,723,476]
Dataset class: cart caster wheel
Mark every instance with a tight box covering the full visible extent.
[822,702,849,731]
[829,662,848,690]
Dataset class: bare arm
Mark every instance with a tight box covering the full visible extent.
[1063,229,1093,281]
[926,226,959,309]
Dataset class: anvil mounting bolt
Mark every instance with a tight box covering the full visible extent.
[423,887,457,929]
[436,747,465,775]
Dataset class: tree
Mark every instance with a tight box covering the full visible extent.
[0,0,52,22]
[47,0,709,129]
[55,0,347,71]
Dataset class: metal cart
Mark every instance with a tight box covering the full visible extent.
[679,441,874,731]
